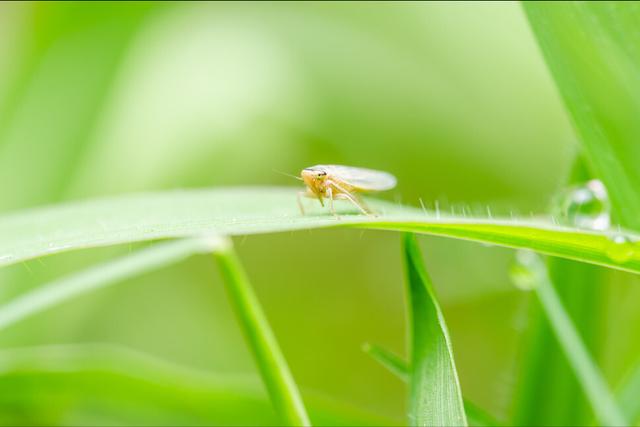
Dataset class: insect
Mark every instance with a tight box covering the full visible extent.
[298,165,397,216]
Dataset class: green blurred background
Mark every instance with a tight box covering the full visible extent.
[0,1,616,424]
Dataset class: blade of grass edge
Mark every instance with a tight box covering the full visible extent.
[513,159,605,425]
[522,2,640,230]
[524,252,626,426]
[5,189,640,276]
[517,3,640,423]
[403,233,467,427]
[363,343,499,426]
[463,401,501,427]
[362,343,409,382]
[0,238,217,332]
[514,260,604,425]
[213,238,310,427]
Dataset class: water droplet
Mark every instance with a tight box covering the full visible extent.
[605,234,635,263]
[554,179,610,230]
[509,250,542,291]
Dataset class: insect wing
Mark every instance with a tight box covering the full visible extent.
[321,165,397,191]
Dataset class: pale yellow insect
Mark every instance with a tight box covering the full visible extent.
[298,165,397,216]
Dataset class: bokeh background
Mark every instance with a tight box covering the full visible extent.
[0,1,614,424]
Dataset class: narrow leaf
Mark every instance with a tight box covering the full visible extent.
[516,5,640,423]
[523,2,640,230]
[2,188,640,276]
[363,342,498,426]
[521,251,626,426]
[0,238,217,332]
[403,233,466,427]
[513,159,606,425]
[213,239,310,426]
[362,342,409,381]
[463,401,501,427]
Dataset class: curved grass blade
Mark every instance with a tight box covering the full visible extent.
[513,159,606,426]
[362,342,409,382]
[0,3,158,211]
[520,251,626,426]
[514,259,605,425]
[0,238,218,332]
[2,188,640,276]
[523,2,640,230]
[463,401,501,427]
[0,235,311,426]
[213,239,310,426]
[510,5,640,423]
[363,343,498,426]
[403,233,466,427]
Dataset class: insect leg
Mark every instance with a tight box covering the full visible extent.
[329,181,372,216]
[327,187,339,218]
[354,194,373,214]
[337,193,370,215]
[297,191,306,215]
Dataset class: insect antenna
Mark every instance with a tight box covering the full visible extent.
[272,169,302,181]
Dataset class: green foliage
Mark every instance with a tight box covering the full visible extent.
[518,4,640,426]
[2,188,640,274]
[213,240,310,426]
[0,239,214,332]
[362,343,409,382]
[513,160,606,426]
[363,343,499,426]
[515,251,625,425]
[523,2,640,230]
[402,233,466,426]
[1,2,640,425]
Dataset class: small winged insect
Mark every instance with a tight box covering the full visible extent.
[298,165,396,216]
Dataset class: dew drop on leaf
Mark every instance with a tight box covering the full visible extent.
[509,250,542,291]
[554,179,610,230]
[605,235,635,263]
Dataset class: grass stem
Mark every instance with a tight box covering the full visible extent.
[213,239,310,426]
[527,254,626,426]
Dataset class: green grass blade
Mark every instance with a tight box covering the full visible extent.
[617,361,640,424]
[0,238,216,332]
[362,343,409,382]
[509,5,640,422]
[514,260,604,425]
[0,3,158,211]
[513,159,605,425]
[403,233,466,427]
[363,343,498,426]
[462,401,501,427]
[2,188,640,275]
[523,2,640,230]
[521,251,626,426]
[213,239,310,426]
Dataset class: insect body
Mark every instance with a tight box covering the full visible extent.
[298,165,396,216]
